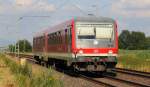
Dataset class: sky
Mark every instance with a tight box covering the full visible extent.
[0,0,150,46]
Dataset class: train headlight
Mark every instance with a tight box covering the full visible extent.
[79,50,83,54]
[93,40,98,45]
[108,50,113,54]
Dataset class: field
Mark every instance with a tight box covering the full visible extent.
[117,50,150,72]
[0,54,63,87]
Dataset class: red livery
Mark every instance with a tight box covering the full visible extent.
[33,17,118,72]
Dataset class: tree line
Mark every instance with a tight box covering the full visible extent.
[8,40,32,53]
[119,30,150,50]
[8,30,150,52]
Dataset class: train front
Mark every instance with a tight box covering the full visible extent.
[73,17,118,72]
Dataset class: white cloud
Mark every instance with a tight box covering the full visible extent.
[34,1,55,12]
[120,0,150,7]
[15,0,55,11]
[0,0,56,14]
[15,0,33,6]
[111,0,150,18]
[62,5,78,11]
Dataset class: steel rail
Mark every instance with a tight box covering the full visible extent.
[116,68,150,75]
[115,68,150,78]
[78,74,115,87]
[104,75,150,87]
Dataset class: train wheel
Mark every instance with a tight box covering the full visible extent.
[38,59,41,65]
[52,63,56,68]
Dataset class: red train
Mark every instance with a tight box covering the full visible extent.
[33,17,118,72]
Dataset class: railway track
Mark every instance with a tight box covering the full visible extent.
[78,73,115,87]
[7,53,150,87]
[115,68,150,78]
[54,67,116,87]
[103,74,150,87]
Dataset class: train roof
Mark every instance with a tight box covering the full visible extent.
[33,19,72,38]
[74,16,115,23]
[34,16,115,38]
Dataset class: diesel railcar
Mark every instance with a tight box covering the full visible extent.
[33,17,118,72]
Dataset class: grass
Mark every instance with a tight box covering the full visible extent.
[0,54,63,87]
[0,55,15,87]
[117,50,150,72]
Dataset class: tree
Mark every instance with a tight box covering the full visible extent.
[119,30,147,50]
[145,37,150,49]
[119,30,131,49]
[129,31,146,50]
[16,39,32,52]
[8,44,15,52]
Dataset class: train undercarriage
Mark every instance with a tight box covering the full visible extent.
[34,55,117,74]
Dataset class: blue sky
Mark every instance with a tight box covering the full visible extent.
[0,0,150,46]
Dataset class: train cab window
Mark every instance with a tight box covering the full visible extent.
[77,27,95,39]
[76,23,114,40]
[96,27,113,39]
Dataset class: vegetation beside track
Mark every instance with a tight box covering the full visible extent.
[0,54,15,87]
[0,54,63,87]
[117,50,150,72]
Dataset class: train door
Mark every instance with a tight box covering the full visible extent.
[68,25,72,52]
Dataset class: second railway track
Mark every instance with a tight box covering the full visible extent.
[115,68,150,78]
[102,74,150,87]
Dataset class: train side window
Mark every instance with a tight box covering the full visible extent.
[49,34,51,44]
[52,34,54,44]
[42,36,44,46]
[39,37,41,46]
[49,34,52,44]
[54,33,56,44]
[48,34,51,45]
[56,32,59,44]
[33,38,35,45]
[37,37,39,44]
[36,38,38,44]
[35,38,36,44]
[55,32,58,44]
[60,31,63,44]
[50,34,52,44]
[65,29,68,43]
[34,38,36,45]
[58,32,60,44]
